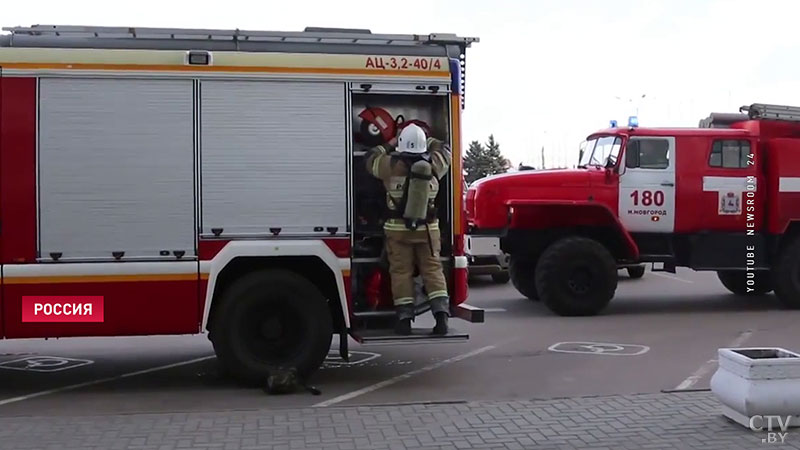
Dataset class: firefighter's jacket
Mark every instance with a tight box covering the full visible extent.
[365,137,452,232]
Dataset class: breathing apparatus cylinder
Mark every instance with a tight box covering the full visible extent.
[404,160,433,230]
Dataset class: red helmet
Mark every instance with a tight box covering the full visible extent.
[357,107,434,146]
[357,107,397,146]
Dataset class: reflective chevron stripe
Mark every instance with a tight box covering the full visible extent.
[383,219,439,232]
[427,290,448,300]
[394,296,415,305]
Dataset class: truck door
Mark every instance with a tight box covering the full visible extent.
[0,64,4,338]
[618,136,676,234]
[700,138,761,232]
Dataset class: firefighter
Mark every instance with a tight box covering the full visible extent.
[365,123,452,335]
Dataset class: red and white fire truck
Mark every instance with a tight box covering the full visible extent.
[0,24,482,383]
[467,103,800,316]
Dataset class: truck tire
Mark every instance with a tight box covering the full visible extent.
[210,269,333,386]
[509,256,539,301]
[535,237,617,316]
[491,272,510,284]
[717,270,773,295]
[626,266,645,279]
[773,237,800,309]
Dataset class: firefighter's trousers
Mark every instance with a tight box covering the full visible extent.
[384,228,450,320]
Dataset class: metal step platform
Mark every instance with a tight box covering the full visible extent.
[351,328,469,345]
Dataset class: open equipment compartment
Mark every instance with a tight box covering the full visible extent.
[349,82,454,319]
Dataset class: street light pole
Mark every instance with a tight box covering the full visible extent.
[615,94,646,119]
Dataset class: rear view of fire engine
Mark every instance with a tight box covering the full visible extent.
[467,103,800,316]
[0,24,481,384]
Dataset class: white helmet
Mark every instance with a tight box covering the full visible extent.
[397,124,427,154]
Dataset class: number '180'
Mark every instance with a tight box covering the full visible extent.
[630,190,665,207]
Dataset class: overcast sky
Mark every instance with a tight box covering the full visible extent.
[5,0,800,168]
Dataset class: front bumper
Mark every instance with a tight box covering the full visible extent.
[467,255,509,274]
[466,235,509,275]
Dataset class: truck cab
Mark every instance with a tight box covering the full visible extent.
[467,103,800,316]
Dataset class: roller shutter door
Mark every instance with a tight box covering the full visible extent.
[200,80,347,236]
[38,78,195,260]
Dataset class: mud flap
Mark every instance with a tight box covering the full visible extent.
[338,330,349,362]
[651,261,677,273]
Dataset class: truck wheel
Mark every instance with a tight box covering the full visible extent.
[211,269,333,386]
[491,272,510,284]
[509,256,539,301]
[717,270,773,295]
[535,237,617,316]
[627,266,645,279]
[773,237,800,309]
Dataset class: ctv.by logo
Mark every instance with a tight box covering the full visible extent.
[749,415,793,445]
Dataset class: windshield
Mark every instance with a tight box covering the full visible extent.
[578,140,594,166]
[578,136,622,168]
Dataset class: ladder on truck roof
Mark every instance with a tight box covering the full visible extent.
[740,103,800,122]
[699,112,749,128]
[1,24,478,108]
[700,103,800,128]
[2,24,478,48]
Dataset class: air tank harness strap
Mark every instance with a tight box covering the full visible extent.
[425,225,435,257]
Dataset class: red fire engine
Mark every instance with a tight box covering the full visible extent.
[467,103,800,316]
[0,24,482,383]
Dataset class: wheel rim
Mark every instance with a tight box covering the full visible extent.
[567,266,592,295]
[239,298,307,364]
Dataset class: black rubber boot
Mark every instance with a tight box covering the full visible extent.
[395,318,412,335]
[395,305,414,335]
[433,312,449,335]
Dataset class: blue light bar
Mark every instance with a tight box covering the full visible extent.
[449,57,461,96]
[609,120,618,128]
[628,116,639,127]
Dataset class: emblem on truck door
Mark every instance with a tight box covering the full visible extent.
[719,191,742,215]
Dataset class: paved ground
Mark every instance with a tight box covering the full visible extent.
[1,267,799,448]
[0,391,795,449]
